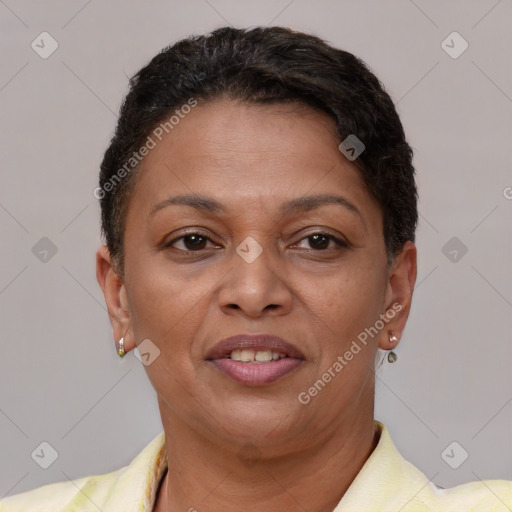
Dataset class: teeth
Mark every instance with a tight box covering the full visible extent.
[228,349,288,363]
[240,349,254,362]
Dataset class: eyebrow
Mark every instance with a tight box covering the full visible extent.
[150,193,364,225]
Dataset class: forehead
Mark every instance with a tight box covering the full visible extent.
[127,99,381,228]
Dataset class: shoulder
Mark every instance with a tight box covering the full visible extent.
[0,431,167,512]
[0,470,121,512]
[380,421,512,511]
[431,479,512,511]
[337,421,512,512]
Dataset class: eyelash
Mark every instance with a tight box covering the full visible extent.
[164,231,348,253]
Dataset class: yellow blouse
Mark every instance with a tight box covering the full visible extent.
[1,421,510,511]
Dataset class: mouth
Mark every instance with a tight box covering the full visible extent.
[206,334,305,387]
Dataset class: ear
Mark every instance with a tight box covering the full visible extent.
[96,245,136,354]
[378,241,417,350]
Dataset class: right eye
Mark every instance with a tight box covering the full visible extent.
[165,232,221,252]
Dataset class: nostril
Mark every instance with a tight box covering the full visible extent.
[226,304,279,311]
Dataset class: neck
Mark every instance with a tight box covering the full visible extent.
[154,397,378,512]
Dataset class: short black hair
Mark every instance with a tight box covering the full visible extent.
[98,25,418,277]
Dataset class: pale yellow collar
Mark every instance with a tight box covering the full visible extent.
[104,421,434,511]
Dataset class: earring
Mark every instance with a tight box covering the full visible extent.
[116,337,125,358]
[387,331,399,363]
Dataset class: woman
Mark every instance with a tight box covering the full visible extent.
[1,26,510,512]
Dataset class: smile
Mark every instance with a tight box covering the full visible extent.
[227,349,288,363]
[206,334,305,386]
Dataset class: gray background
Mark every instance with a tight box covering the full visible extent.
[1,0,511,499]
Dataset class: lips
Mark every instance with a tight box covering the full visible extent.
[206,334,305,386]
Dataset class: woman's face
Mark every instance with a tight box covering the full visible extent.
[98,99,416,453]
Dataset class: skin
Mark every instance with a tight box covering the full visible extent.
[96,99,417,512]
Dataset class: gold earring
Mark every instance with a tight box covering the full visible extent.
[117,337,125,357]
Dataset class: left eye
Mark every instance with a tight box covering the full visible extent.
[293,233,348,251]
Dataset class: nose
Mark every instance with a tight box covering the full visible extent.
[217,242,293,318]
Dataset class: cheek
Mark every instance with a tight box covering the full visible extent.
[126,263,208,347]
[308,260,386,345]
[126,267,209,396]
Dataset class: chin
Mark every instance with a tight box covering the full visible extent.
[215,401,302,442]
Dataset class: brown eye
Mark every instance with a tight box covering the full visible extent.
[294,232,348,251]
[166,233,219,251]
[307,234,330,250]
